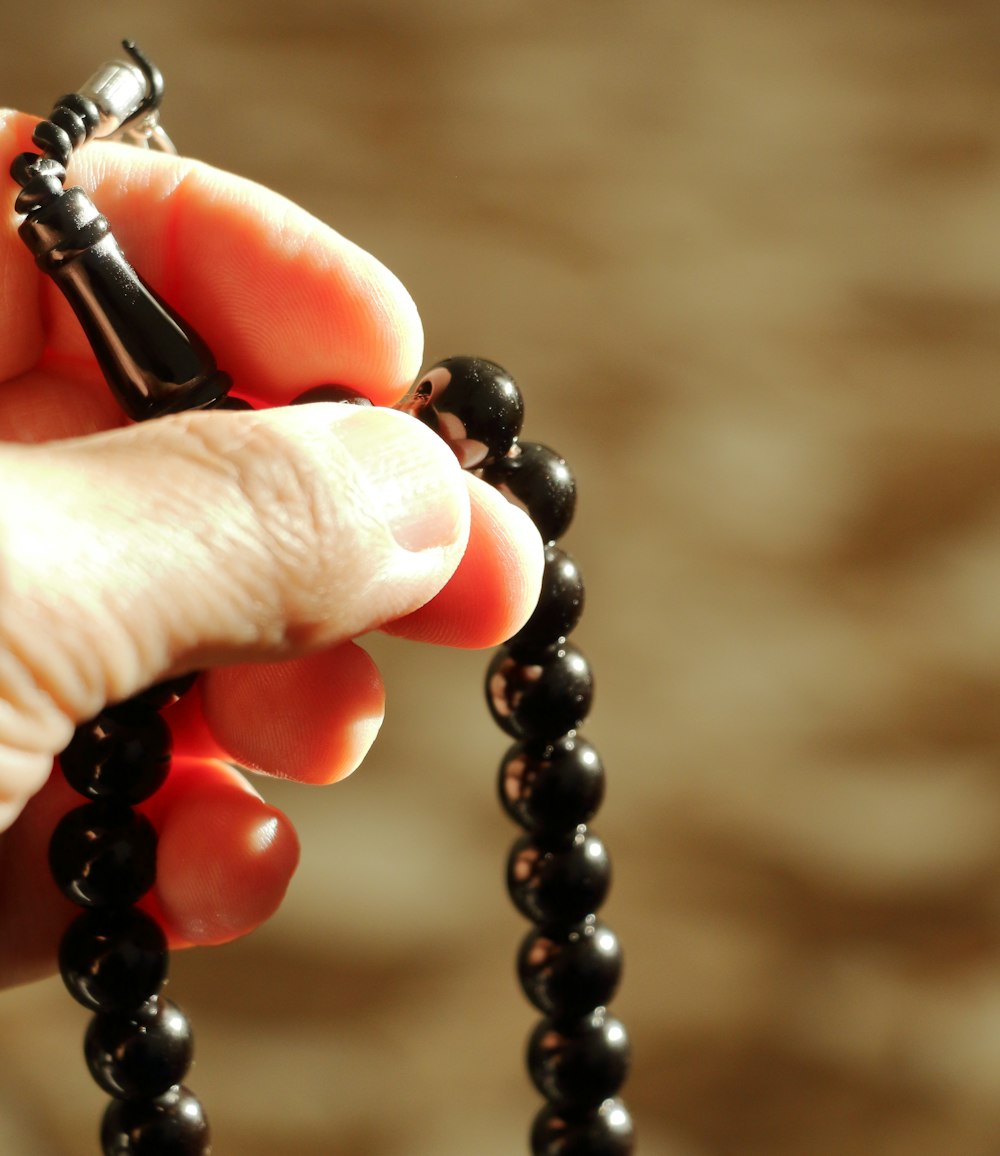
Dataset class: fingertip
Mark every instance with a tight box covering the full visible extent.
[144,758,300,948]
[383,475,545,648]
[200,644,385,784]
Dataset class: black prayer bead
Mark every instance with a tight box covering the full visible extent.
[49,802,158,908]
[54,92,102,138]
[527,1009,630,1109]
[86,997,193,1100]
[9,152,65,189]
[499,734,604,834]
[482,441,577,544]
[507,827,611,924]
[59,907,167,1013]
[291,384,373,405]
[31,119,73,166]
[507,544,585,654]
[101,1084,210,1156]
[518,917,622,1020]
[400,355,523,468]
[60,705,172,803]
[486,642,594,741]
[531,1097,635,1156]
[14,173,64,214]
[49,104,89,149]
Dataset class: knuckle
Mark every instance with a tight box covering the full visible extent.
[175,414,342,639]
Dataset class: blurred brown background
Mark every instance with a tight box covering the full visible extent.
[3,1,1000,1153]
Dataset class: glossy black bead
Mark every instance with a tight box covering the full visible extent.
[508,544,585,654]
[487,642,593,741]
[531,1097,635,1156]
[527,1009,630,1109]
[399,355,523,468]
[60,705,172,803]
[291,384,373,406]
[31,119,73,166]
[482,441,577,544]
[499,734,604,833]
[14,173,64,214]
[49,104,88,149]
[49,802,158,908]
[55,92,102,138]
[518,917,622,1019]
[86,997,193,1100]
[128,673,199,712]
[9,152,65,189]
[59,907,167,1013]
[101,1085,210,1156]
[507,827,611,924]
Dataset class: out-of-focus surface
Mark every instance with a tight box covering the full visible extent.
[3,2,1000,1153]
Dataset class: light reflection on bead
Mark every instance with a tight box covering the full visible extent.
[507,826,611,924]
[398,356,523,468]
[487,643,593,741]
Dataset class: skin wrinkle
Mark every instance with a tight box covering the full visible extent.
[0,458,103,728]
[2,442,163,715]
[0,424,252,722]
[125,427,292,671]
[166,415,344,658]
[0,646,71,755]
[2,538,139,723]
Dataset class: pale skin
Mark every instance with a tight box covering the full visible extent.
[0,110,543,989]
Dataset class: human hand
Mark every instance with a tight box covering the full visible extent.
[0,110,543,988]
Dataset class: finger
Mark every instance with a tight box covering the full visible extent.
[0,110,423,404]
[139,758,299,949]
[0,758,298,988]
[383,475,544,647]
[167,486,542,783]
[0,366,126,443]
[0,403,468,793]
[197,643,385,785]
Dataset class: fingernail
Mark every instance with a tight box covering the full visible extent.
[336,407,464,552]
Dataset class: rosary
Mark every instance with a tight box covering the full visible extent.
[9,43,634,1156]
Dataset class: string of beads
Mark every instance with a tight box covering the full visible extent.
[54,681,209,1155]
[11,47,635,1156]
[406,357,636,1155]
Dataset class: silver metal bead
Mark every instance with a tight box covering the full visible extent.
[77,59,149,138]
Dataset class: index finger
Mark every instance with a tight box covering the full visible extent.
[0,109,423,406]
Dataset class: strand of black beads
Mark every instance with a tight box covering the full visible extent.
[9,84,99,214]
[53,675,211,1156]
[404,357,635,1155]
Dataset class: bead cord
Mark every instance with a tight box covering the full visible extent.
[54,691,209,1155]
[406,357,635,1153]
[11,48,634,1156]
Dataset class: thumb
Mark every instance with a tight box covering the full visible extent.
[0,403,468,804]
